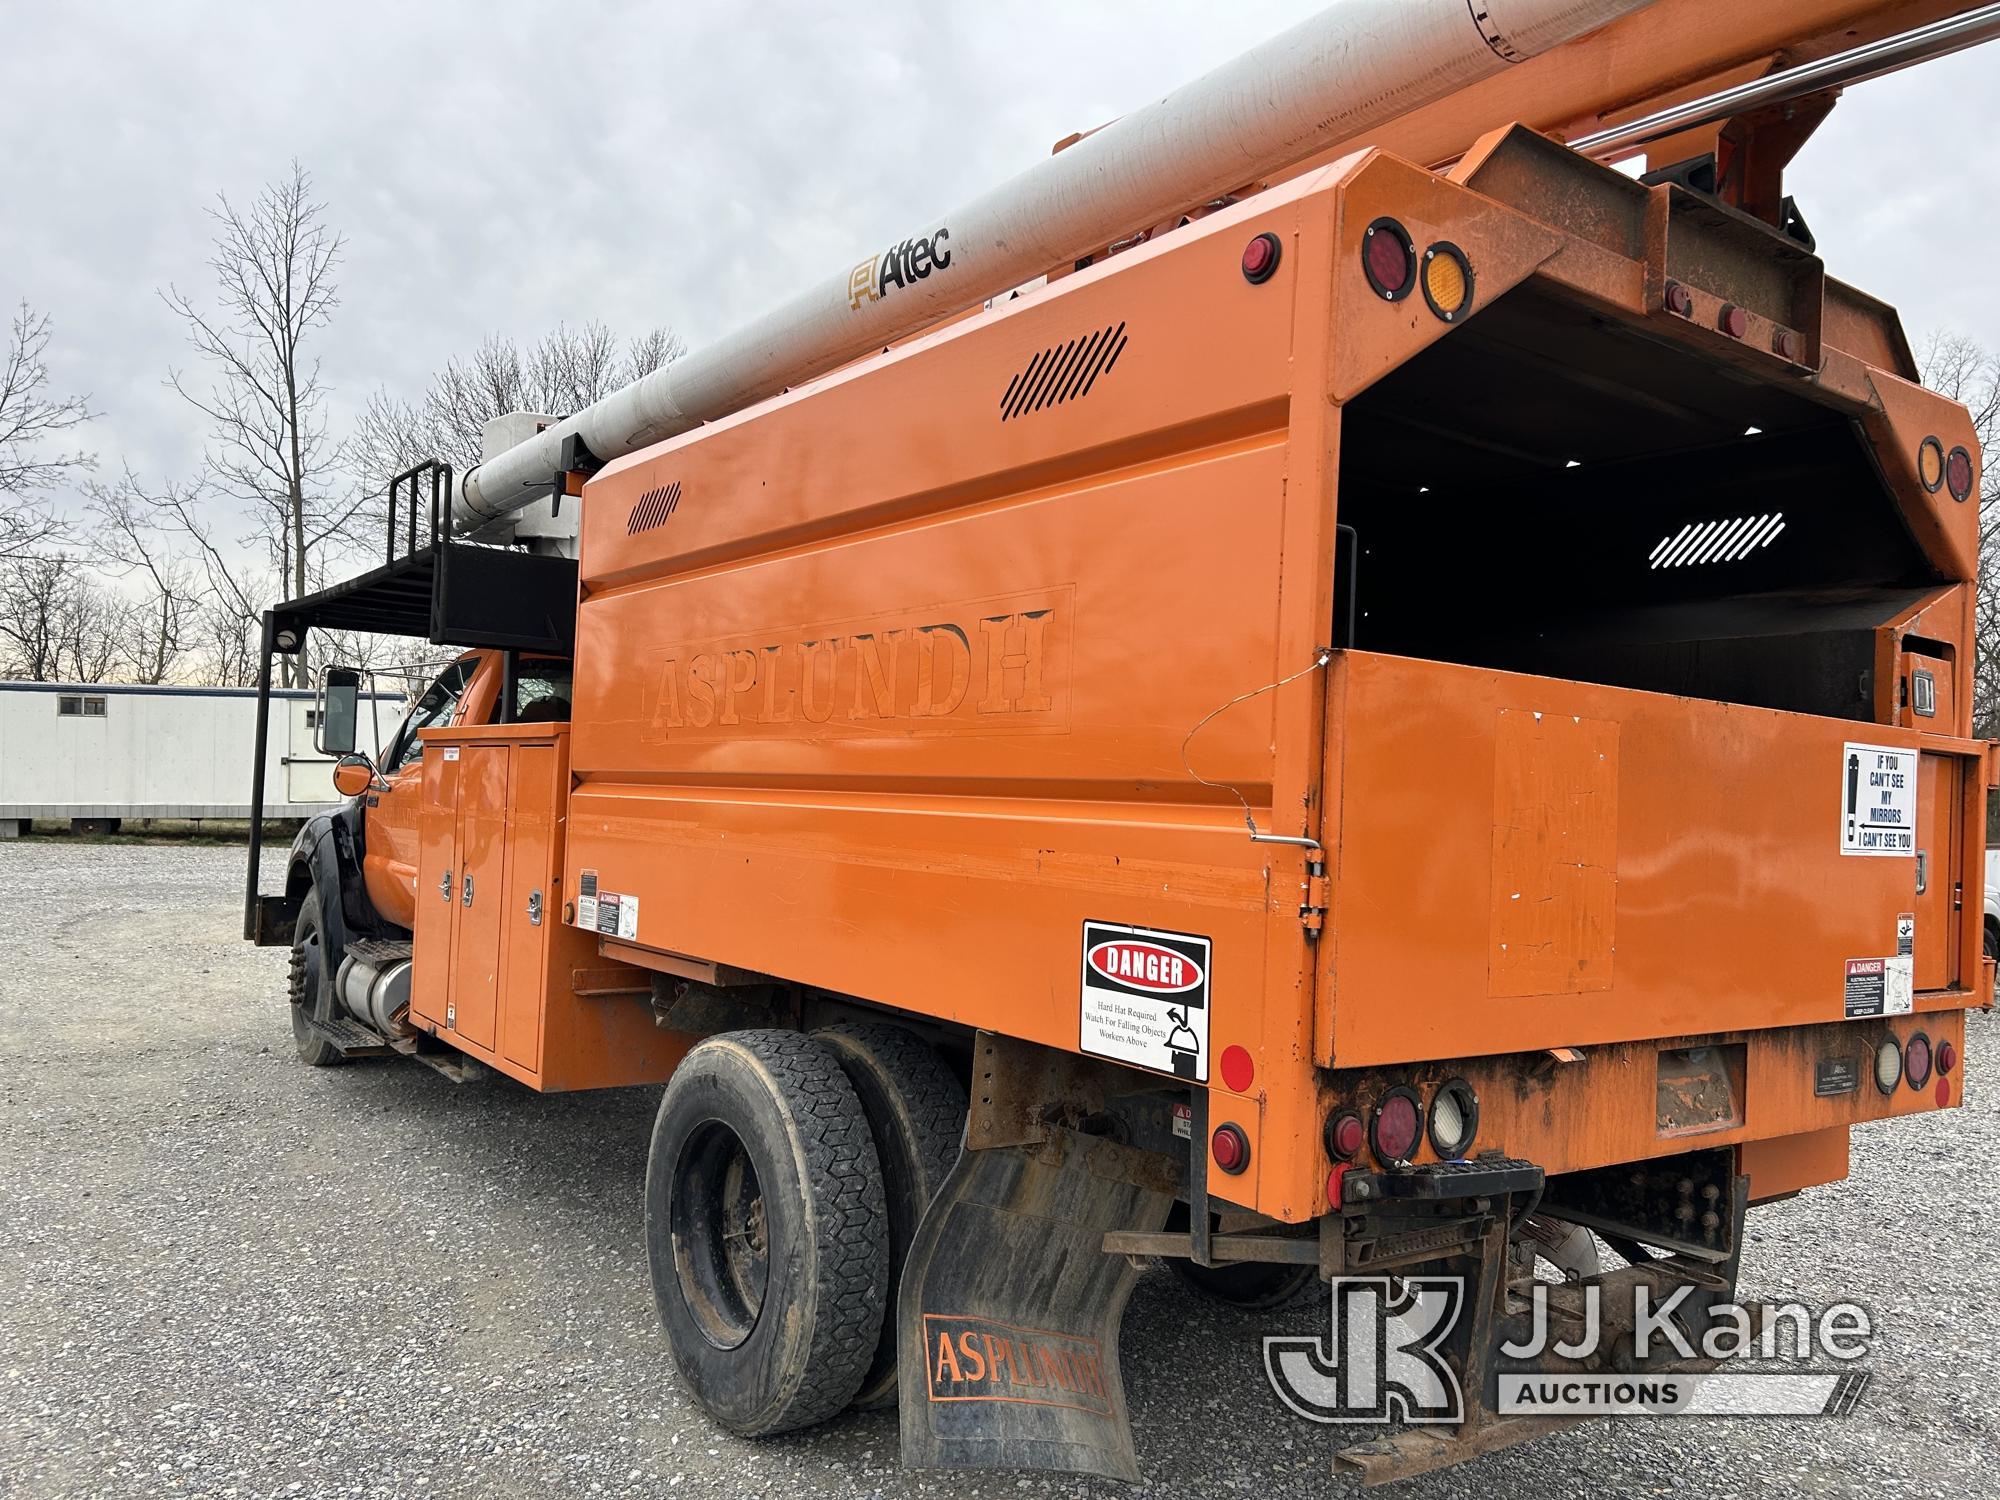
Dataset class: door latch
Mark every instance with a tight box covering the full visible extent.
[527,889,543,926]
[461,871,475,907]
[1915,851,1928,895]
[438,869,453,902]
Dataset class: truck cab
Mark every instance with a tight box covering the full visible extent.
[360,651,574,930]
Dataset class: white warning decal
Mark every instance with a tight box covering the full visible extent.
[1079,921,1210,1081]
[594,890,640,941]
[1840,742,1916,857]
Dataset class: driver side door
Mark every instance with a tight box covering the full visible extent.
[362,654,483,931]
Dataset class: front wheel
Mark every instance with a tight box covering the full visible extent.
[645,1031,888,1436]
[287,889,345,1068]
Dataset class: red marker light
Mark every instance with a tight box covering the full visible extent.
[1946,446,1975,502]
[1326,1110,1365,1160]
[1242,232,1282,284]
[1362,219,1414,301]
[1905,1032,1933,1091]
[1936,1075,1952,1108]
[1212,1123,1250,1175]
[1937,1040,1957,1075]
[1371,1088,1423,1166]
[1719,304,1749,339]
[1663,280,1693,317]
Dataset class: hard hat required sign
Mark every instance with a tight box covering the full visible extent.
[1078,920,1211,1081]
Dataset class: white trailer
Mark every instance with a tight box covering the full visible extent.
[0,681,398,835]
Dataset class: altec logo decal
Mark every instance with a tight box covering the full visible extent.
[848,227,953,310]
[1086,940,1201,995]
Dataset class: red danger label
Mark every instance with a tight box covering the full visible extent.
[1085,939,1201,994]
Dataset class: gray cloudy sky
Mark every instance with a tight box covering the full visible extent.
[5,0,1998,504]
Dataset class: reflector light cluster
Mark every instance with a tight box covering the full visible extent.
[1874,1031,1949,1097]
[1324,1078,1480,1170]
[1360,219,1473,323]
[1649,512,1785,569]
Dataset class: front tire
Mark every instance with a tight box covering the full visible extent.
[287,889,344,1068]
[646,1030,888,1436]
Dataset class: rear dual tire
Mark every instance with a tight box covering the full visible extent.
[646,1030,888,1436]
[645,1024,966,1435]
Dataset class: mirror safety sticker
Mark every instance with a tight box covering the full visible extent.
[1840,742,1916,856]
[1079,921,1210,1081]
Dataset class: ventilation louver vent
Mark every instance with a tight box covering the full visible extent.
[627,480,682,534]
[1000,321,1128,421]
[1649,512,1785,569]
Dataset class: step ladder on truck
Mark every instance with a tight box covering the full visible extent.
[243,0,2000,1482]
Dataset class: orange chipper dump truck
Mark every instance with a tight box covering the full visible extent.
[244,0,1998,1482]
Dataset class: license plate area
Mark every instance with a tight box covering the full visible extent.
[1656,1043,1746,1137]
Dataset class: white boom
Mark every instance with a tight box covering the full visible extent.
[453,0,1658,532]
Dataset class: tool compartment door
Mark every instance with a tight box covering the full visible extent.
[499,741,559,1071]
[1320,652,1973,1068]
[446,744,511,1051]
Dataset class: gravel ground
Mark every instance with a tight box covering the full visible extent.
[1,840,1994,1500]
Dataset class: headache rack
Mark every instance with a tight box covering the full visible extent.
[241,460,580,940]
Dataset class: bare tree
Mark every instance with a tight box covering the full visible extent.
[85,472,205,684]
[1,302,94,560]
[162,162,359,682]
[0,553,132,682]
[350,321,684,500]
[133,476,269,687]
[1919,333,2000,738]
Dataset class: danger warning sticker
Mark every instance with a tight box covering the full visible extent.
[1840,742,1916,856]
[1079,921,1210,1081]
[1844,954,1913,1017]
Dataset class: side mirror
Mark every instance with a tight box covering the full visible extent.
[322,668,362,755]
[332,754,378,799]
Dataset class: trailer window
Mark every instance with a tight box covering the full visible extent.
[57,695,107,717]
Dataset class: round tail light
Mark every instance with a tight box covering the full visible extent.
[1242,232,1282,284]
[1904,1032,1933,1091]
[1946,446,1975,502]
[1937,1039,1957,1075]
[1370,1087,1424,1166]
[1212,1123,1250,1175]
[1874,1038,1903,1095]
[1362,219,1415,302]
[1325,1110,1365,1161]
[1428,1079,1479,1158]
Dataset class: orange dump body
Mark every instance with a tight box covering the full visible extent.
[440,128,1983,1224]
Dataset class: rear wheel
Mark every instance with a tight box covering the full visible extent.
[287,891,344,1068]
[1984,919,1997,963]
[646,1030,888,1435]
[814,1023,967,1409]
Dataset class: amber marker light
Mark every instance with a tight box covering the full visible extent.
[1421,243,1474,323]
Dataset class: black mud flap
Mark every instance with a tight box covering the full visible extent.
[897,1129,1174,1482]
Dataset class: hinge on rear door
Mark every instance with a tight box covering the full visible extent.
[1300,858,1330,936]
